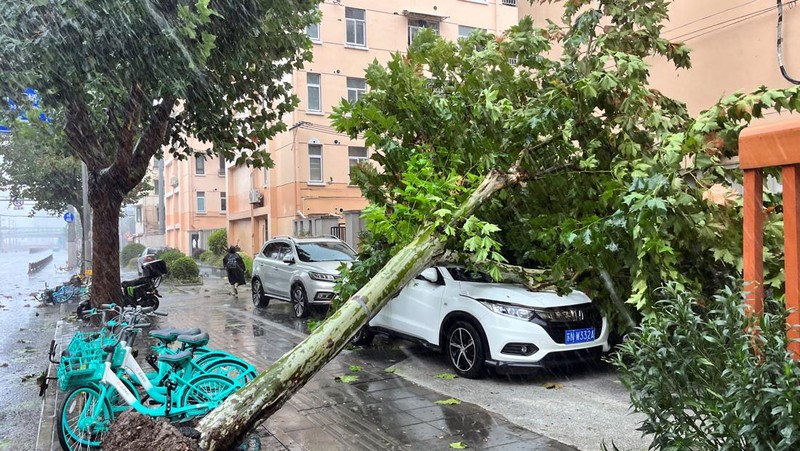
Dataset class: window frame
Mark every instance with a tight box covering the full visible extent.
[196,191,206,213]
[345,7,366,47]
[307,72,322,113]
[220,191,227,212]
[348,146,368,185]
[346,77,366,104]
[195,156,205,175]
[307,21,321,43]
[308,144,323,183]
[408,19,439,45]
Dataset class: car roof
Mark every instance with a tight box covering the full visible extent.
[268,236,344,244]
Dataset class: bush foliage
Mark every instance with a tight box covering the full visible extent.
[156,248,185,267]
[169,256,200,283]
[613,284,800,450]
[120,243,145,267]
[208,228,228,255]
[239,252,252,279]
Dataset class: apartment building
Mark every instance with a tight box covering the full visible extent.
[164,138,228,255]
[227,0,520,255]
[519,0,800,120]
[131,160,165,248]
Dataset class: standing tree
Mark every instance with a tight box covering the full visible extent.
[0,0,319,303]
[193,1,799,449]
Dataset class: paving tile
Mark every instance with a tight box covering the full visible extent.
[388,421,448,445]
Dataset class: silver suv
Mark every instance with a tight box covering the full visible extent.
[251,236,357,318]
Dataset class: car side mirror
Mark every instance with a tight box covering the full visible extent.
[282,255,295,264]
[418,268,438,283]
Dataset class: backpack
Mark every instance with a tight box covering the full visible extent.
[226,255,240,270]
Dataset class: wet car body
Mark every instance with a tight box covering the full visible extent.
[364,266,610,378]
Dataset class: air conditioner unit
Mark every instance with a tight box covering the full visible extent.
[169,176,179,187]
[248,190,264,205]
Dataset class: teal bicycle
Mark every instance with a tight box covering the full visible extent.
[53,305,253,450]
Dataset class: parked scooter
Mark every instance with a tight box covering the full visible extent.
[77,259,168,320]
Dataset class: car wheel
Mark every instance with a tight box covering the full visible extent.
[252,278,270,308]
[291,283,310,319]
[446,321,486,379]
[350,326,375,347]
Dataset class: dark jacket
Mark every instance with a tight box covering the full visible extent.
[223,252,246,286]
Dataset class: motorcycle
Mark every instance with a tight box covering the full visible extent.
[77,259,168,320]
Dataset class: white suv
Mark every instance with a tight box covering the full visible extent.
[251,236,356,318]
[353,266,610,378]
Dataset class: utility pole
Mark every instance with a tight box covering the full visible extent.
[158,156,166,235]
[81,162,92,274]
[67,205,77,268]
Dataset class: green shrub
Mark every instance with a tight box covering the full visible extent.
[156,248,185,267]
[208,228,228,255]
[120,243,145,267]
[169,256,200,283]
[199,250,214,263]
[613,284,800,450]
[238,252,252,279]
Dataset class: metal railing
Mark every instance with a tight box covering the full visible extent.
[502,0,517,6]
[330,225,346,241]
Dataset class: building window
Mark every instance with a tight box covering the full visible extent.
[195,156,205,175]
[153,179,160,195]
[345,8,366,47]
[502,0,518,6]
[458,25,479,40]
[307,73,321,113]
[196,191,206,212]
[348,146,368,184]
[220,192,227,212]
[135,206,143,223]
[263,167,269,186]
[307,21,320,42]
[347,78,366,104]
[408,19,439,45]
[218,157,225,176]
[309,144,323,183]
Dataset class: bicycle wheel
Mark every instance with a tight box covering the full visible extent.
[57,385,113,451]
[54,285,76,304]
[178,373,236,411]
[201,358,258,387]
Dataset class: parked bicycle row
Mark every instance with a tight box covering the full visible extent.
[41,302,258,451]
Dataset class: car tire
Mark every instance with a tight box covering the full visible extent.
[446,321,486,379]
[252,278,270,308]
[291,283,310,319]
[351,326,375,347]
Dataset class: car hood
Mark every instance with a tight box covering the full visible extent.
[308,260,352,274]
[458,282,592,308]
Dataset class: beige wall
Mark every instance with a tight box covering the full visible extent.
[519,0,800,121]
[164,136,227,254]
[228,0,520,253]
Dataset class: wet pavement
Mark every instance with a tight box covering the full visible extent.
[33,270,579,450]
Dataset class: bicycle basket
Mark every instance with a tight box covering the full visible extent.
[57,346,106,391]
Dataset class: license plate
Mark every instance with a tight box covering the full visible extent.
[565,327,595,344]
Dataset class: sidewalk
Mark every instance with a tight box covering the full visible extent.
[39,274,577,450]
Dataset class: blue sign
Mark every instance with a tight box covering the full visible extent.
[63,212,75,223]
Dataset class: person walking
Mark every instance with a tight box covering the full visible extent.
[223,246,246,295]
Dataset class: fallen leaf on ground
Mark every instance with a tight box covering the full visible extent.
[335,375,359,384]
[435,373,458,380]
[349,365,362,372]
[435,398,461,405]
[542,382,565,389]
[449,441,469,449]
[384,368,397,374]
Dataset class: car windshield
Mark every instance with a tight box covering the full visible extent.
[446,267,493,283]
[296,242,356,262]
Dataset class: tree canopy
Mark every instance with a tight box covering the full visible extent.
[332,0,796,329]
[0,0,319,301]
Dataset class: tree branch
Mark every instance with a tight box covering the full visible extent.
[64,95,107,169]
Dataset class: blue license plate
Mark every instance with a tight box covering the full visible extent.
[565,328,595,344]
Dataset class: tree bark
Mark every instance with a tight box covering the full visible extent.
[88,176,124,307]
[196,167,523,450]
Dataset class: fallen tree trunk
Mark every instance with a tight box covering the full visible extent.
[196,166,524,450]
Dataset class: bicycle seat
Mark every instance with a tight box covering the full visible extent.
[156,349,193,367]
[176,332,209,348]
[149,328,202,343]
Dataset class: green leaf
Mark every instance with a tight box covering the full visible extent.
[435,373,458,380]
[335,375,359,384]
[384,368,397,374]
[349,365,362,372]
[435,398,462,405]
[449,442,469,449]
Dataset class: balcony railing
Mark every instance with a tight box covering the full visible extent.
[502,0,517,6]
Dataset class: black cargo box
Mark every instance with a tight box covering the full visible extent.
[142,259,168,278]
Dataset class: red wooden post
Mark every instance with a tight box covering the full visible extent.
[742,169,764,318]
[783,165,800,358]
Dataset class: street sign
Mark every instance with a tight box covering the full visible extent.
[63,212,75,223]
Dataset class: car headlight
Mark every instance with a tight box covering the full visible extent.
[308,272,338,282]
[479,300,536,321]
